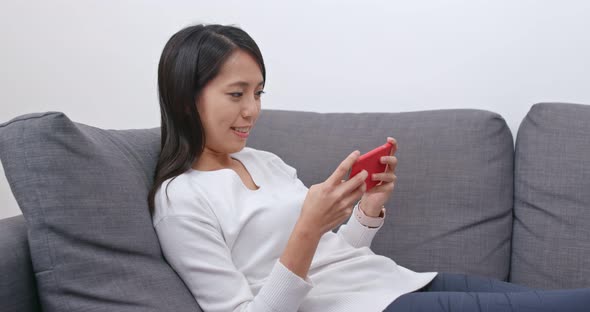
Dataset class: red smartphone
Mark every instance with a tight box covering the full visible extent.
[348,142,394,192]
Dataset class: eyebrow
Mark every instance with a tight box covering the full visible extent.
[227,81,265,88]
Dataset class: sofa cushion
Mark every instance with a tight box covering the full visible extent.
[0,215,41,312]
[247,108,514,280]
[511,102,590,289]
[0,112,201,312]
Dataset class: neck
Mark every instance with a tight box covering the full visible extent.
[192,147,236,171]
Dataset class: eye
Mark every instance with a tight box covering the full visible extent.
[228,92,243,98]
[255,90,265,97]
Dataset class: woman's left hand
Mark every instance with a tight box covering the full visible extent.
[359,137,398,217]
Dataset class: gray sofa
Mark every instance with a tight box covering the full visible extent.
[1,102,589,312]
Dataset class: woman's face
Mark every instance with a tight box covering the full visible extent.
[196,49,264,155]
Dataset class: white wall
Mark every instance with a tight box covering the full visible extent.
[1,0,590,219]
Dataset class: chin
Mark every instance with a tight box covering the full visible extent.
[229,144,246,153]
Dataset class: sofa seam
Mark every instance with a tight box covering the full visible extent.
[0,112,62,129]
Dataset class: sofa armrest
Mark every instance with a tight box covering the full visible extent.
[0,215,41,312]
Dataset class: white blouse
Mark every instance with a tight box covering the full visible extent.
[153,147,437,312]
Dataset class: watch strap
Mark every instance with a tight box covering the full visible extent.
[354,201,385,228]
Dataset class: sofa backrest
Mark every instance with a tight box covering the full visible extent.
[511,102,590,289]
[247,108,514,280]
[7,103,587,310]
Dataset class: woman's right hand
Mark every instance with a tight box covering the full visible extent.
[297,150,368,236]
[280,151,367,279]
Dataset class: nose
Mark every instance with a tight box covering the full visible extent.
[241,95,260,118]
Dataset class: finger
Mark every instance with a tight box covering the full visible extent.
[329,207,355,230]
[327,150,360,185]
[339,169,369,190]
[345,183,366,206]
[337,204,355,222]
[380,156,398,171]
[341,208,354,220]
[331,213,352,231]
[371,172,397,183]
[336,170,369,198]
[367,180,395,194]
[387,137,398,155]
[337,176,366,210]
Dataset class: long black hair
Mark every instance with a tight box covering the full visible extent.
[148,24,266,215]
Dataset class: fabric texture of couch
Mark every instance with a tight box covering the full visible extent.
[1,102,589,312]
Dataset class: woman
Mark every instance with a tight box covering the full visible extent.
[148,24,590,312]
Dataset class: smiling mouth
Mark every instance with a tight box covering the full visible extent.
[231,127,250,133]
[231,127,251,139]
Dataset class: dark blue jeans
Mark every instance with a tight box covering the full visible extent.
[384,273,590,312]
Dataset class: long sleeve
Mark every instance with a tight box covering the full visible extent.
[336,202,384,248]
[153,186,313,312]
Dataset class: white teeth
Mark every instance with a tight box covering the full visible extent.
[232,127,249,133]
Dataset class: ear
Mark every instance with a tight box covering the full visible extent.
[187,96,200,114]
[191,92,203,114]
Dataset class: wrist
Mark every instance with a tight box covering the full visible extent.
[293,219,323,241]
[355,201,386,228]
[359,201,385,218]
[282,220,322,279]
